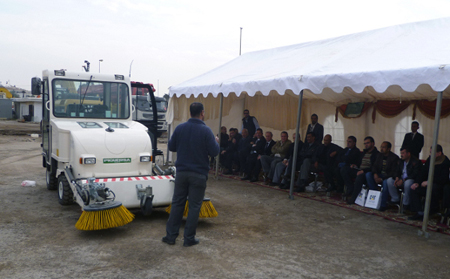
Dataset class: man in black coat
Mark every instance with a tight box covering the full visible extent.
[241,128,267,180]
[330,136,361,193]
[346,136,379,204]
[249,131,276,182]
[311,134,343,190]
[401,121,424,159]
[366,141,400,210]
[294,132,320,191]
[222,128,241,175]
[409,145,450,220]
[383,146,422,211]
[237,129,252,176]
[305,114,324,144]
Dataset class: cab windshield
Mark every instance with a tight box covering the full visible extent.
[52,79,130,119]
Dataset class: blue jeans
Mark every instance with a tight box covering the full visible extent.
[165,171,207,242]
[365,172,382,191]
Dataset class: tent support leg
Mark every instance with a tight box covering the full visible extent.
[419,91,443,237]
[215,93,224,180]
[289,90,304,199]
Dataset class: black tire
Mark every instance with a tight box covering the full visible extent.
[46,167,58,190]
[58,174,74,205]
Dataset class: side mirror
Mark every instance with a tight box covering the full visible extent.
[31,77,42,96]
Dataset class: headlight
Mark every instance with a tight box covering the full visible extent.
[80,154,96,164]
[140,156,151,162]
[84,158,96,164]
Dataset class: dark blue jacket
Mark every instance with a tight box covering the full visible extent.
[168,118,219,177]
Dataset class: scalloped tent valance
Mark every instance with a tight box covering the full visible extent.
[169,17,450,102]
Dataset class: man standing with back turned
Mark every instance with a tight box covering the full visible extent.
[163,102,220,247]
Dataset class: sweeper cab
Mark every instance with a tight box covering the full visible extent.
[32,69,175,230]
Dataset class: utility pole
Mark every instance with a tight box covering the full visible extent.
[239,27,243,56]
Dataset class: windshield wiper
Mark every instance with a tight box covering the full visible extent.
[80,75,93,110]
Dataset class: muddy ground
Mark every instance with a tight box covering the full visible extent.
[0,120,449,279]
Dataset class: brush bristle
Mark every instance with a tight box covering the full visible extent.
[75,205,135,230]
[165,200,218,218]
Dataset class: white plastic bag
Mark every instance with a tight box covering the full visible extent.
[21,180,36,187]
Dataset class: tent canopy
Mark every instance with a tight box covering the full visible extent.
[169,17,450,104]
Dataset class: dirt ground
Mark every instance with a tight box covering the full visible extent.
[1,120,449,279]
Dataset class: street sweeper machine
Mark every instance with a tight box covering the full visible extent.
[31,69,175,230]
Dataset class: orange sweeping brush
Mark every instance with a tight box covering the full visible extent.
[75,201,135,231]
[166,197,218,218]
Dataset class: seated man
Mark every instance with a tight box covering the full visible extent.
[249,131,276,182]
[294,132,320,192]
[311,134,343,191]
[215,126,229,167]
[237,129,252,176]
[260,131,292,184]
[345,136,379,203]
[222,128,242,175]
[409,145,450,220]
[269,133,303,187]
[365,141,399,210]
[241,128,266,180]
[383,147,422,211]
[330,136,361,193]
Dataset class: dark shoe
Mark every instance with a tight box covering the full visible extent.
[162,236,175,245]
[183,238,199,247]
[241,176,250,180]
[347,200,355,205]
[268,182,278,187]
[294,186,305,193]
[387,200,400,206]
[408,214,424,221]
[279,183,289,189]
[264,177,271,185]
[249,177,258,182]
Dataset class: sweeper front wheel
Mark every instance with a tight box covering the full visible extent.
[58,174,74,205]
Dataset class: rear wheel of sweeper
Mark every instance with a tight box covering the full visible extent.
[46,167,58,190]
[58,174,74,205]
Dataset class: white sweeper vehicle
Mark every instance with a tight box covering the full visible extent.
[32,69,175,230]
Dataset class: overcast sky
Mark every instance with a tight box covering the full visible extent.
[1,0,450,95]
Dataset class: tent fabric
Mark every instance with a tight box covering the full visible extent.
[169,17,450,103]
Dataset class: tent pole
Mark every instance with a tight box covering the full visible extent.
[215,93,224,180]
[289,90,304,199]
[419,91,443,238]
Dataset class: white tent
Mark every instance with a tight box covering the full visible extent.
[170,17,450,100]
[168,17,450,237]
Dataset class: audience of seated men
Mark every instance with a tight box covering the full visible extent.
[329,136,361,193]
[222,128,242,175]
[344,136,379,203]
[260,131,292,184]
[310,134,343,191]
[293,132,321,192]
[408,145,450,221]
[362,141,400,209]
[249,131,276,182]
[269,133,303,187]
[237,129,252,176]
[383,147,422,211]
